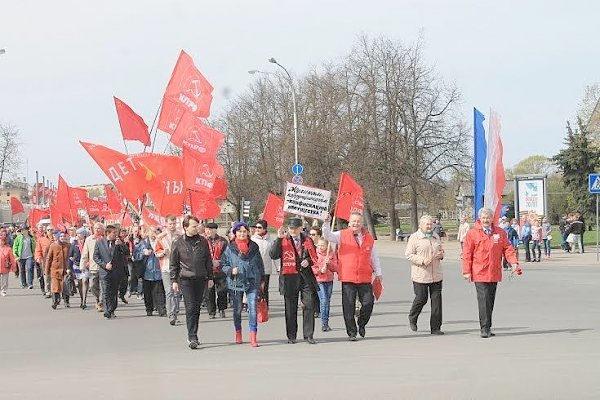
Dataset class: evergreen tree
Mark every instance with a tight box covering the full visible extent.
[552,118,600,218]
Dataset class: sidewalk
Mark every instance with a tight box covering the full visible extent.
[374,237,600,267]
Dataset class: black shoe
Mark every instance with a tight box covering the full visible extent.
[120,295,128,304]
[287,339,297,344]
[51,303,57,310]
[219,310,226,318]
[431,330,445,335]
[409,320,418,332]
[358,326,366,338]
[159,312,167,317]
[480,330,491,338]
[65,303,70,308]
[489,331,496,337]
[322,324,331,332]
[188,339,199,349]
[81,304,87,310]
[348,335,358,342]
[146,311,153,316]
[104,312,112,319]
[313,312,320,318]
[305,337,316,344]
[209,314,216,319]
[169,316,177,326]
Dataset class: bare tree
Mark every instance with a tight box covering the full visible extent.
[0,124,21,185]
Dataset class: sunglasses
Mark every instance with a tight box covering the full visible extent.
[255,226,264,229]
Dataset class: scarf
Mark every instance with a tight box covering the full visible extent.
[235,238,249,255]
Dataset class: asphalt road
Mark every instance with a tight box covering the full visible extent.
[0,243,598,399]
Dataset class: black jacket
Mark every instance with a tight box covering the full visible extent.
[170,234,213,281]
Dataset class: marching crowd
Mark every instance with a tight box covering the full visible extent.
[0,206,522,348]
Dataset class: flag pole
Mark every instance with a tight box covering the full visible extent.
[147,99,163,154]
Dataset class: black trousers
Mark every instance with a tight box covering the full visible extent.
[475,282,497,332]
[341,282,374,337]
[262,274,270,305]
[282,274,315,340]
[180,278,207,341]
[523,237,531,261]
[207,274,227,315]
[129,261,144,294]
[408,281,442,332]
[101,273,122,315]
[143,279,166,315]
[35,262,45,293]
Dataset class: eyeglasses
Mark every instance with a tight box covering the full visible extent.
[255,226,264,229]
[309,233,318,236]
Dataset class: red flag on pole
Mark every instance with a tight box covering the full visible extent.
[10,197,24,215]
[171,112,224,163]
[28,208,49,228]
[182,149,217,194]
[69,187,88,209]
[104,185,123,214]
[114,97,151,146]
[157,97,186,135]
[56,175,72,215]
[121,212,133,228]
[262,193,285,229]
[161,50,214,120]
[334,172,364,221]
[141,207,166,227]
[209,178,227,200]
[187,191,221,219]
[80,141,162,205]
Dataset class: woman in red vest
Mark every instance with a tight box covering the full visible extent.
[270,217,319,344]
[322,212,383,341]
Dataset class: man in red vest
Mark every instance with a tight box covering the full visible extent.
[323,212,383,341]
[204,222,228,319]
[270,217,318,344]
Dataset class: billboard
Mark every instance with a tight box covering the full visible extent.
[515,177,547,219]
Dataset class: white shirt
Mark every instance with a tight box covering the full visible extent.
[322,223,382,277]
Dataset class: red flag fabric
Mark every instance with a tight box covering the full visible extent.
[69,187,88,209]
[161,50,214,120]
[49,205,64,229]
[56,175,72,215]
[262,193,285,229]
[334,172,364,221]
[80,141,162,205]
[10,197,25,215]
[114,97,151,146]
[183,149,217,194]
[141,207,166,227]
[171,112,224,163]
[86,198,110,217]
[104,185,123,214]
[209,177,227,200]
[28,208,49,228]
[157,97,186,135]
[187,191,221,219]
[121,212,133,228]
[130,153,186,216]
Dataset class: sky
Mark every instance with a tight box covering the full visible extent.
[1,0,599,188]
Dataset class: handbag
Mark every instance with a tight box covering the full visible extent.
[257,298,269,323]
[566,233,575,243]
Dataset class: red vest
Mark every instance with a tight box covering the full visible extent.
[337,229,374,284]
[280,236,317,275]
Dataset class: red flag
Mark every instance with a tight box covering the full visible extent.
[209,178,227,200]
[157,97,186,135]
[80,141,162,205]
[187,191,221,219]
[10,196,24,215]
[114,97,151,146]
[49,205,65,229]
[171,112,224,163]
[183,149,217,193]
[104,185,123,214]
[56,175,72,215]
[161,50,214,120]
[262,193,286,229]
[69,187,88,209]
[28,208,49,228]
[130,153,186,216]
[141,207,166,227]
[121,212,133,228]
[334,172,364,221]
[85,197,110,217]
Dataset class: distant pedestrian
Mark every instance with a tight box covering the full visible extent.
[0,236,17,296]
[12,225,35,289]
[541,217,552,258]
[457,217,470,253]
[45,232,71,309]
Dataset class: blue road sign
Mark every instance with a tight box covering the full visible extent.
[291,163,304,175]
[589,174,600,194]
[292,174,303,184]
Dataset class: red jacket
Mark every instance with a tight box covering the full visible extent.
[462,221,518,283]
[0,245,17,274]
[337,229,374,284]
[311,250,338,283]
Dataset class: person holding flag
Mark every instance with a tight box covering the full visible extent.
[322,212,383,341]
[462,207,521,338]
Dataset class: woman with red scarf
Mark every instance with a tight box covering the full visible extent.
[221,222,265,347]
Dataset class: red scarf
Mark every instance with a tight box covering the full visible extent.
[235,238,249,255]
[207,236,225,260]
[280,235,317,275]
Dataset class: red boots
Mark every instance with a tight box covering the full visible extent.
[235,330,243,344]
[249,332,259,347]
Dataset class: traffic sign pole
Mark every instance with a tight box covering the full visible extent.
[596,194,598,262]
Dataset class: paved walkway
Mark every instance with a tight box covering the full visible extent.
[0,240,598,399]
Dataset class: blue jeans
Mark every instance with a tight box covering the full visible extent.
[19,257,34,287]
[317,281,334,324]
[543,239,551,256]
[231,288,257,332]
[161,271,180,318]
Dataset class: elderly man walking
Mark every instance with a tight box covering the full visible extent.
[462,207,520,338]
[322,212,383,341]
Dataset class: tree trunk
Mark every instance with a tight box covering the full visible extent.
[410,183,419,231]
[388,189,398,241]
[364,200,377,240]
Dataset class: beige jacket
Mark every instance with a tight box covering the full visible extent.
[80,235,102,273]
[405,230,443,283]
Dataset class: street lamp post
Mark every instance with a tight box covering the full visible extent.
[266,58,299,168]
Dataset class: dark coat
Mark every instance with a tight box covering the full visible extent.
[169,234,213,281]
[93,239,129,279]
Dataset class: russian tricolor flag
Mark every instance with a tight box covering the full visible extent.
[474,108,505,222]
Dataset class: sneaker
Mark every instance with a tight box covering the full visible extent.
[120,295,128,304]
[431,330,445,335]
[219,310,226,318]
[28,285,33,289]
[209,314,216,319]
[188,339,199,349]
[146,311,153,316]
[1,291,6,296]
[169,316,177,326]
